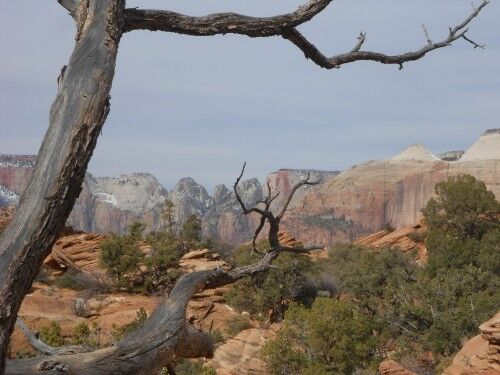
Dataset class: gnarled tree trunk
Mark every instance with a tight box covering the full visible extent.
[0,0,125,369]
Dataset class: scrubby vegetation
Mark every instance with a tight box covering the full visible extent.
[167,361,216,375]
[262,298,378,374]
[39,321,65,347]
[263,174,500,373]
[99,208,212,293]
[225,240,318,321]
[224,315,253,337]
[37,309,149,350]
[71,322,103,347]
[100,221,144,290]
[55,269,111,294]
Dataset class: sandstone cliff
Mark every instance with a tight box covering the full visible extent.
[280,130,499,245]
[2,129,498,245]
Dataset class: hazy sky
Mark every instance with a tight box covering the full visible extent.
[1,1,499,190]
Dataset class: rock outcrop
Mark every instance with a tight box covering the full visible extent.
[281,139,500,245]
[44,231,107,275]
[438,150,465,161]
[444,311,500,375]
[355,221,427,262]
[208,326,279,375]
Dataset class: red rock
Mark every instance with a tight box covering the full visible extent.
[355,221,427,262]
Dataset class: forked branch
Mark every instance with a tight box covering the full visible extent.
[282,0,489,69]
[233,163,322,252]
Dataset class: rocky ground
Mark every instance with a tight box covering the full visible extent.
[6,225,277,373]
[4,215,497,374]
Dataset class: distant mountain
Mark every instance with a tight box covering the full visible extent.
[1,129,499,245]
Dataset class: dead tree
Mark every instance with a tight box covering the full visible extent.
[5,165,322,374]
[0,0,489,372]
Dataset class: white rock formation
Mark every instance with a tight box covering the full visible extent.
[391,144,440,162]
[460,129,500,161]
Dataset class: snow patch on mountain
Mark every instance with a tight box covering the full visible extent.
[0,185,19,206]
[0,154,36,168]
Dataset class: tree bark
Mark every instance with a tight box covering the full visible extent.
[0,0,125,370]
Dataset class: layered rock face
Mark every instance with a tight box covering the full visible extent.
[281,130,500,245]
[67,173,167,234]
[1,129,498,245]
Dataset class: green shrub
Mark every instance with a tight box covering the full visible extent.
[181,214,202,243]
[418,175,500,355]
[422,174,499,241]
[143,231,185,292]
[225,315,252,337]
[262,298,377,375]
[225,240,317,319]
[39,321,65,347]
[173,360,216,375]
[71,322,102,347]
[100,222,144,289]
[162,199,176,235]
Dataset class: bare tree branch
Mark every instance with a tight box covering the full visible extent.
[462,34,485,49]
[123,0,332,35]
[123,0,487,70]
[282,0,488,69]
[352,32,367,52]
[233,163,322,252]
[277,173,319,221]
[421,24,433,45]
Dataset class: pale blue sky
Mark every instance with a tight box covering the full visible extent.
[1,1,499,190]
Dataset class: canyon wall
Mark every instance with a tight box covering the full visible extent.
[1,129,498,245]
